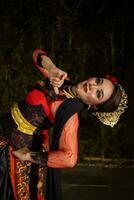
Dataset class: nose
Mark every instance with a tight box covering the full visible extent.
[89,83,98,90]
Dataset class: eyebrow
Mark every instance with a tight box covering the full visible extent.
[101,89,104,99]
[100,78,104,98]
[100,78,103,84]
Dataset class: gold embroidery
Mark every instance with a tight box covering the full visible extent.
[63,85,76,99]
[16,160,31,200]
[11,103,37,135]
[15,160,46,200]
[37,166,47,198]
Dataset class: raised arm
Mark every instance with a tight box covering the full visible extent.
[33,49,68,94]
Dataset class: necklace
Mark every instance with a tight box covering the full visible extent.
[63,85,76,99]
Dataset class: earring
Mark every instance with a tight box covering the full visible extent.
[87,105,91,110]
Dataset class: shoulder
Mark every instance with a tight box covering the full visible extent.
[50,100,79,123]
[25,87,46,105]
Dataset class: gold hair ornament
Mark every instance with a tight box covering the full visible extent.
[92,84,128,127]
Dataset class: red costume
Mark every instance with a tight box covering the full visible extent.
[0,49,80,200]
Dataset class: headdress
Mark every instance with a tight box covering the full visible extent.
[93,77,128,127]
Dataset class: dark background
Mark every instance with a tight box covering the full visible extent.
[0,0,133,161]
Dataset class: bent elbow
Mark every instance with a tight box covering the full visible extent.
[67,156,77,168]
[68,161,77,168]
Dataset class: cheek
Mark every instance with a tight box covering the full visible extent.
[86,93,98,105]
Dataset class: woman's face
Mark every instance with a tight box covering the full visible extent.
[75,77,114,106]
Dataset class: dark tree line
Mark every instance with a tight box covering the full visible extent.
[0,0,133,160]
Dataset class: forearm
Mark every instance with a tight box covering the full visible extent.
[33,49,68,95]
[12,146,77,168]
[40,54,56,73]
[33,48,55,78]
[47,149,77,168]
[13,147,48,167]
[47,114,79,168]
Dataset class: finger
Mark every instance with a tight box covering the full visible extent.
[42,143,49,152]
[12,150,22,158]
[50,79,61,85]
[53,86,59,95]
[42,143,46,149]
[30,152,39,157]
[50,80,61,87]
[60,72,67,80]
[51,78,64,86]
[31,160,39,164]
[51,82,61,87]
[42,143,48,150]
[12,151,18,158]
[50,77,61,82]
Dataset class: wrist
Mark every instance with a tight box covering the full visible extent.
[30,150,48,166]
[48,64,56,73]
[41,55,56,72]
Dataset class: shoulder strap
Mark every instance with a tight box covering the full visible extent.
[51,98,84,150]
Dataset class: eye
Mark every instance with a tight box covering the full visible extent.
[96,90,101,99]
[96,78,101,85]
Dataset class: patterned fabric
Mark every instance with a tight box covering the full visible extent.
[9,145,48,200]
[0,81,56,200]
[0,138,14,200]
[0,48,79,200]
[0,96,53,150]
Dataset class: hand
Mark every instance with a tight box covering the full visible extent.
[12,147,32,162]
[41,55,67,94]
[30,150,48,166]
[12,144,48,163]
[49,66,67,94]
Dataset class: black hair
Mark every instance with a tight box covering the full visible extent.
[90,84,122,113]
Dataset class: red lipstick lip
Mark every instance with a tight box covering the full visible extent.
[83,83,87,93]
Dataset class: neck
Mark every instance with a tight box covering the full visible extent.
[71,85,79,98]
[62,85,78,99]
